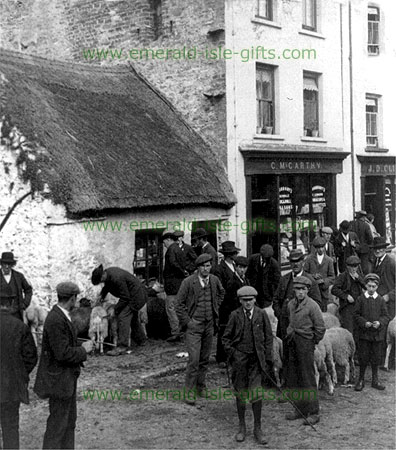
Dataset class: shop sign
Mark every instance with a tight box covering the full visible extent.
[270,161,322,171]
[312,185,326,213]
[363,163,396,175]
[279,186,292,216]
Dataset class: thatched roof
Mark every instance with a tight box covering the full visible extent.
[0,49,235,215]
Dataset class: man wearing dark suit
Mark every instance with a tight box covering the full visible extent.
[320,227,337,274]
[176,254,224,404]
[350,211,373,274]
[334,221,361,274]
[162,231,187,341]
[213,241,240,363]
[247,244,281,309]
[34,282,93,449]
[273,249,321,340]
[1,293,37,449]
[192,228,218,271]
[0,252,32,321]
[91,265,147,355]
[174,231,198,275]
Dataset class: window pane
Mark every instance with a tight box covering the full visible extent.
[257,0,272,19]
[256,67,274,129]
[303,0,316,30]
[303,75,319,133]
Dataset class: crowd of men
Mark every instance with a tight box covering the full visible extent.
[0,209,395,448]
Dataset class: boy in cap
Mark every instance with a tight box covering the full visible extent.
[334,221,360,274]
[34,282,93,449]
[354,273,389,391]
[284,276,325,425]
[304,236,335,312]
[222,286,273,445]
[176,254,224,405]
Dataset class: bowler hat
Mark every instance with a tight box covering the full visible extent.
[192,228,208,239]
[235,256,248,267]
[173,230,184,238]
[364,273,380,284]
[346,255,360,266]
[219,241,240,254]
[237,286,258,298]
[321,227,333,235]
[260,244,274,258]
[91,264,104,285]
[195,253,212,266]
[339,220,350,232]
[312,236,326,248]
[289,249,304,262]
[370,236,390,249]
[0,252,17,265]
[293,276,312,288]
[56,281,81,297]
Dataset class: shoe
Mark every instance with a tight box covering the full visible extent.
[197,386,207,398]
[379,366,389,372]
[354,379,365,391]
[371,381,385,390]
[253,428,268,445]
[285,411,303,421]
[166,334,181,343]
[304,414,320,426]
[234,424,246,442]
[107,346,127,356]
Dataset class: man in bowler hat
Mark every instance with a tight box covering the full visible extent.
[192,228,218,270]
[34,282,93,449]
[0,252,32,320]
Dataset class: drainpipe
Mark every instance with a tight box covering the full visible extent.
[348,0,356,216]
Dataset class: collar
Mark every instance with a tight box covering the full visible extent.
[198,275,210,288]
[293,270,304,279]
[243,308,254,319]
[57,304,72,322]
[378,254,386,264]
[1,271,12,282]
[202,242,209,249]
[341,232,349,241]
[317,253,325,264]
[364,291,378,299]
[224,260,235,272]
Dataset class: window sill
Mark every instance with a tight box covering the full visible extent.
[254,134,285,141]
[365,147,389,153]
[299,29,325,40]
[300,136,327,143]
[251,17,282,29]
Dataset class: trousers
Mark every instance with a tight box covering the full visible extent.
[0,401,20,449]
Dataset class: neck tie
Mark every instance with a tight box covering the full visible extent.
[246,311,251,321]
[375,258,380,269]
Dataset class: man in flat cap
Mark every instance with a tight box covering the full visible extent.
[304,237,335,311]
[334,221,360,274]
[273,249,321,340]
[192,228,218,271]
[91,264,147,355]
[176,253,224,405]
[0,251,32,321]
[284,276,325,425]
[319,227,337,274]
[222,286,273,445]
[350,211,374,274]
[332,256,366,339]
[247,244,281,309]
[1,293,37,449]
[34,282,93,449]
[174,230,198,276]
[162,230,187,342]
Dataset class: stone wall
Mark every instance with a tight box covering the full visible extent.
[0,0,227,165]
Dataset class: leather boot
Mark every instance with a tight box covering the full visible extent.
[354,365,366,391]
[252,401,267,444]
[371,366,385,390]
[235,399,246,442]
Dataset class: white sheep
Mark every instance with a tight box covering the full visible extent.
[314,332,337,395]
[323,312,340,329]
[88,306,109,355]
[23,298,50,346]
[272,335,283,388]
[326,302,340,318]
[384,317,396,370]
[326,327,356,385]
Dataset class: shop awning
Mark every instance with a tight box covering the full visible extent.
[304,78,318,91]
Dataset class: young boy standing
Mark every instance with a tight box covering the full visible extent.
[354,273,390,391]
[222,286,273,445]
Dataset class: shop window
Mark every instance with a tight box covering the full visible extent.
[366,96,379,147]
[304,73,320,137]
[302,0,317,31]
[368,6,380,55]
[256,65,275,134]
[151,0,163,40]
[256,0,273,20]
[133,229,164,283]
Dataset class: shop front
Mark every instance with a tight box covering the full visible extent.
[241,147,349,268]
[358,155,396,246]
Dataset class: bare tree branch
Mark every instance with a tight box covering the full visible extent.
[0,191,32,234]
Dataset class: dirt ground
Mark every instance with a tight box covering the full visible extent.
[20,339,395,450]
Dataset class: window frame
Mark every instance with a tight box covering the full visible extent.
[302,0,317,32]
[303,72,320,137]
[366,95,379,147]
[133,229,165,284]
[256,0,273,21]
[256,64,275,134]
[368,6,380,55]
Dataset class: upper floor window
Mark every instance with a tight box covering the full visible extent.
[151,0,163,40]
[256,65,275,134]
[368,6,380,55]
[256,0,273,21]
[302,0,317,31]
[303,73,320,137]
[366,96,379,147]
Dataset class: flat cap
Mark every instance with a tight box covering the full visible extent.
[173,230,184,238]
[195,253,212,266]
[260,244,274,258]
[321,227,333,235]
[237,286,258,298]
[289,249,305,261]
[364,273,380,284]
[162,230,176,240]
[293,276,312,288]
[91,264,104,285]
[235,256,249,267]
[346,255,360,266]
[56,281,80,297]
[356,210,367,217]
[312,236,326,248]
